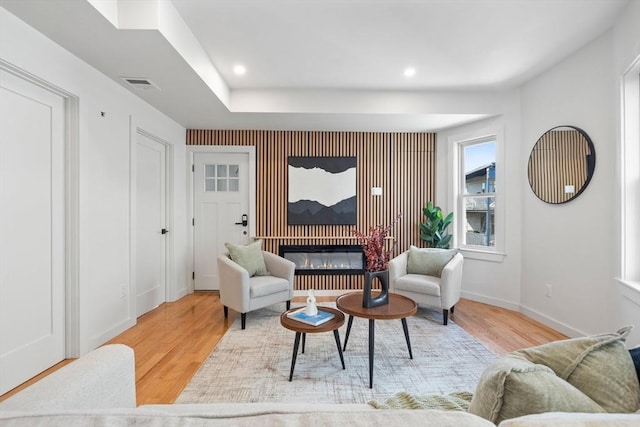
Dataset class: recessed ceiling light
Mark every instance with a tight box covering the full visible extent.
[233,64,247,76]
[404,67,416,78]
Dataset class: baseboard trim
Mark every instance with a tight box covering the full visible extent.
[518,304,585,338]
[460,290,520,311]
[88,318,136,354]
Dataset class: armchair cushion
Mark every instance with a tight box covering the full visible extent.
[250,276,290,298]
[406,246,457,277]
[225,240,269,277]
[394,274,441,295]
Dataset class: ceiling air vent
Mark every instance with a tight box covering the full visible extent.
[121,77,160,91]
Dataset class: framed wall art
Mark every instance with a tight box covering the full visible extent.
[287,156,357,225]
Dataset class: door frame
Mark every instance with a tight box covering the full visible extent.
[187,145,256,292]
[130,123,174,315]
[0,60,81,358]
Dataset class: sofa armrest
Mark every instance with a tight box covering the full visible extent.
[389,251,409,290]
[263,251,295,282]
[218,254,251,313]
[0,344,136,411]
[263,251,295,300]
[439,253,464,309]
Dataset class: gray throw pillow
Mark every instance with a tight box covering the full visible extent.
[224,240,269,277]
[406,246,457,277]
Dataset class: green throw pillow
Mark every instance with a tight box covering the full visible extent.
[468,355,605,424]
[406,246,457,277]
[468,326,640,424]
[511,325,640,414]
[224,240,269,277]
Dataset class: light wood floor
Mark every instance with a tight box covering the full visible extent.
[0,292,567,405]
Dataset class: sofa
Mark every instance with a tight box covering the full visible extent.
[0,338,639,426]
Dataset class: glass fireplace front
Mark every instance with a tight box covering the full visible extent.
[279,245,364,275]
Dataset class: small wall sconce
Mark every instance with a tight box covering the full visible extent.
[371,187,383,196]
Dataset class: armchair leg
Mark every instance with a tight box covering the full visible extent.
[286,300,291,310]
[223,306,228,318]
[450,305,455,314]
[241,313,246,330]
[443,309,449,326]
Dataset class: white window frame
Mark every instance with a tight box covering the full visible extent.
[448,126,506,262]
[618,54,640,293]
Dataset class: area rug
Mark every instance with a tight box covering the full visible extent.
[176,303,497,404]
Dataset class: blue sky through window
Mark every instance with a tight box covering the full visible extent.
[465,141,496,173]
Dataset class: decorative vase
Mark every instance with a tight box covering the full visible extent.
[305,289,318,316]
[363,270,389,308]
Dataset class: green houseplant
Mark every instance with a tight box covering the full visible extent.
[420,202,453,249]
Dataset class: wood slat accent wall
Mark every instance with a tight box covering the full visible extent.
[187,130,436,291]
[528,130,591,204]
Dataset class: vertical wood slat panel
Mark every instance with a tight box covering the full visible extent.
[186,130,436,291]
[528,130,591,204]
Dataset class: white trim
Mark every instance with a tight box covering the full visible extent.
[0,59,81,358]
[460,290,520,311]
[448,124,505,260]
[620,54,640,281]
[186,145,257,291]
[615,277,640,306]
[459,248,506,262]
[519,304,585,339]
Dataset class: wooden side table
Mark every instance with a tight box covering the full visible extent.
[280,306,346,381]
[336,291,417,388]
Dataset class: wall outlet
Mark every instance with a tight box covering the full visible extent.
[545,284,552,298]
[120,284,127,298]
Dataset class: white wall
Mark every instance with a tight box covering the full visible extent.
[0,7,189,355]
[437,93,523,311]
[520,32,616,337]
[438,1,640,342]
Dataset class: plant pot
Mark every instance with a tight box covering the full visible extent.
[363,270,389,308]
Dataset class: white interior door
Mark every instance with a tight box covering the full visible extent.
[135,133,166,317]
[0,69,65,395]
[193,152,249,290]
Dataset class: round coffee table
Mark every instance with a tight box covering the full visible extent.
[336,291,417,388]
[280,306,346,381]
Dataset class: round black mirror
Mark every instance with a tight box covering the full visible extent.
[527,126,596,204]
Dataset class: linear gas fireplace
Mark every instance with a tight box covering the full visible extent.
[279,245,364,275]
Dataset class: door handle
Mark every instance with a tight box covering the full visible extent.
[161,228,169,234]
[235,214,248,227]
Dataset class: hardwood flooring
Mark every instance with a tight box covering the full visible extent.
[0,292,567,405]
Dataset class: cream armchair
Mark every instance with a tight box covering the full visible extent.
[218,251,295,329]
[389,249,463,325]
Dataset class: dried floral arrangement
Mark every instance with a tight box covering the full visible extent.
[352,212,402,272]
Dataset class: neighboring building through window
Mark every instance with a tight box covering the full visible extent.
[461,140,496,248]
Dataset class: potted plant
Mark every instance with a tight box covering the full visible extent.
[352,213,402,307]
[420,202,453,249]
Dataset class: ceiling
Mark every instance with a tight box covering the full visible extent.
[1,0,630,132]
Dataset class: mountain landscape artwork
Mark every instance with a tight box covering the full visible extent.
[288,157,357,225]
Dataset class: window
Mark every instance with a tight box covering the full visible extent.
[204,163,240,192]
[620,57,640,284]
[449,126,505,262]
[460,139,496,248]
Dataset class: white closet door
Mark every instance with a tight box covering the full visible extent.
[135,133,167,317]
[0,70,65,395]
